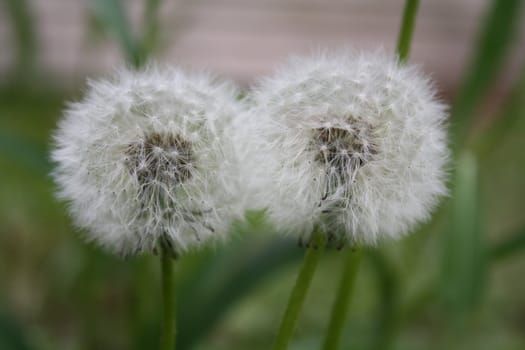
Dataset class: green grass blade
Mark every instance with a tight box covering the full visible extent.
[176,237,302,350]
[451,0,523,150]
[441,151,484,321]
[89,0,142,67]
[367,251,400,350]
[474,64,525,157]
[140,0,162,62]
[395,0,420,62]
[490,227,525,261]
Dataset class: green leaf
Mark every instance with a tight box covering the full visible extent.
[366,251,400,350]
[451,0,523,150]
[176,236,302,350]
[395,0,420,62]
[441,151,484,321]
[140,0,162,59]
[490,227,525,261]
[89,0,142,67]
[474,64,525,157]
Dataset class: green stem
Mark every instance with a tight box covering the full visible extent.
[160,247,176,350]
[322,248,362,350]
[396,0,420,62]
[271,228,327,350]
[315,2,422,350]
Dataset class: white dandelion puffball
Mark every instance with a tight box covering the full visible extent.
[241,50,449,245]
[52,66,244,256]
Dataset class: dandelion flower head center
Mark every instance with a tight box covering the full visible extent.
[125,132,194,187]
[311,121,377,176]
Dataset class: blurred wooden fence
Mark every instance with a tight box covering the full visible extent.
[0,0,524,90]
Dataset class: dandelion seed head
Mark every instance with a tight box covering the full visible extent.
[240,49,449,245]
[52,65,244,256]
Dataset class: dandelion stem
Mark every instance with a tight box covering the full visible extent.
[319,1,422,348]
[322,248,362,350]
[396,0,420,62]
[272,227,326,350]
[160,246,176,350]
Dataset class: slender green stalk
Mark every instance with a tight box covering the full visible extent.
[396,0,420,62]
[322,248,362,350]
[160,247,176,350]
[318,2,422,350]
[272,228,327,350]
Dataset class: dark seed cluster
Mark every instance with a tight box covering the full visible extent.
[312,124,377,176]
[125,132,194,186]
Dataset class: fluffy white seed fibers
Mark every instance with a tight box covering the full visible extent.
[52,66,244,256]
[241,50,449,245]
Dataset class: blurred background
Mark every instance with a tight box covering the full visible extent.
[1,0,525,349]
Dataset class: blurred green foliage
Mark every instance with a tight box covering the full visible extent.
[89,0,162,68]
[1,0,525,350]
[3,0,36,84]
[451,0,523,150]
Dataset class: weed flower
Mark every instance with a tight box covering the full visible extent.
[241,50,449,245]
[52,66,243,256]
